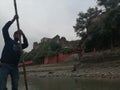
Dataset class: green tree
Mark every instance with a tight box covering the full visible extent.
[103,7,120,48]
[97,0,120,10]
[49,41,61,52]
[74,0,120,51]
[73,7,101,39]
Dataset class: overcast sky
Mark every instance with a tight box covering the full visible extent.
[0,0,97,55]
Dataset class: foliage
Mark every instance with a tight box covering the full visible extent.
[60,47,72,54]
[103,7,120,48]
[22,41,62,63]
[73,7,101,40]
[49,41,61,52]
[97,0,120,10]
[74,2,120,52]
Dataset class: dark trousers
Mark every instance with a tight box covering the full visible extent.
[0,64,19,90]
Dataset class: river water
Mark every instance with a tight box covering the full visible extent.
[7,76,120,90]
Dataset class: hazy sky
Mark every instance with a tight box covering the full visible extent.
[0,0,97,55]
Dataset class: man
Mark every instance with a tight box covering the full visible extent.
[0,15,28,90]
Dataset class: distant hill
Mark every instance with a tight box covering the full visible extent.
[22,35,80,63]
[33,35,79,50]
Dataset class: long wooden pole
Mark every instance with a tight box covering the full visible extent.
[13,0,28,90]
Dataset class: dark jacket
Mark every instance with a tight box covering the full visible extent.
[1,21,28,65]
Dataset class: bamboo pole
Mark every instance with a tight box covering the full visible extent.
[13,0,28,90]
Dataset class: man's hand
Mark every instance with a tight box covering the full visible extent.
[11,15,19,22]
[13,15,19,20]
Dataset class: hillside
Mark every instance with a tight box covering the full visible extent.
[22,35,80,63]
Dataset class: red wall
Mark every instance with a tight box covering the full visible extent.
[44,53,71,64]
[44,56,57,64]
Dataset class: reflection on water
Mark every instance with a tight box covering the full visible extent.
[7,75,120,90]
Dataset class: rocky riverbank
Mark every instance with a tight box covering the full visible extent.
[19,59,120,80]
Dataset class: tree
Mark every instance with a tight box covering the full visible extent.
[49,41,61,52]
[73,7,101,41]
[73,0,120,52]
[97,0,120,10]
[73,12,87,38]
[103,7,120,48]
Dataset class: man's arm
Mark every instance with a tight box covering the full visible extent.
[2,15,18,41]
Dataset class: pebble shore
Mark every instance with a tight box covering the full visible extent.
[19,61,120,80]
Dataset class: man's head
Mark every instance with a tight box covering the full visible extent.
[13,31,20,41]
